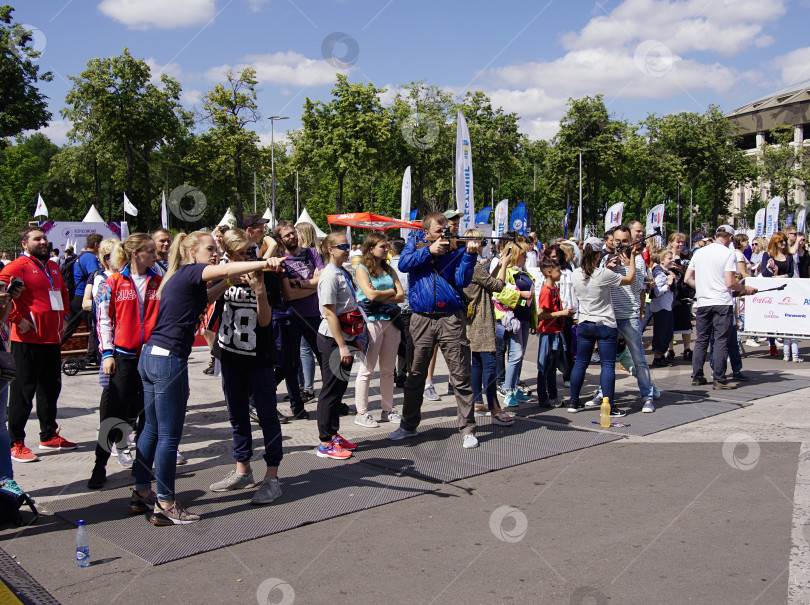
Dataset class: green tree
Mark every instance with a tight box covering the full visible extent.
[758,124,803,216]
[62,48,190,229]
[200,67,261,227]
[0,6,52,139]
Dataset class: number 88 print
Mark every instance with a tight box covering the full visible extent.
[219,306,258,351]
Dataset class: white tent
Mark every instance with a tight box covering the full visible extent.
[218,209,237,227]
[261,207,276,231]
[296,208,327,239]
[82,205,105,223]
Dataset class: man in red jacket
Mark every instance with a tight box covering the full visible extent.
[0,227,77,463]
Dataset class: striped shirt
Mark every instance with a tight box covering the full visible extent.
[606,254,647,319]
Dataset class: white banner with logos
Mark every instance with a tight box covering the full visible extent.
[743,277,810,337]
[38,221,125,255]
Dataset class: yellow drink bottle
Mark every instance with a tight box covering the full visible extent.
[600,396,611,428]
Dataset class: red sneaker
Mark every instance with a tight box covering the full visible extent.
[332,434,357,450]
[39,429,78,451]
[10,441,39,463]
[317,442,352,460]
[770,344,778,356]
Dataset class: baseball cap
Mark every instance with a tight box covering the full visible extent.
[242,214,269,229]
[584,236,604,252]
[693,234,705,243]
[443,209,464,220]
[715,225,735,237]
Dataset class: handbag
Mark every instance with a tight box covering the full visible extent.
[338,309,365,336]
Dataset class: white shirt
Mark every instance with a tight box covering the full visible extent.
[690,242,736,308]
[571,267,623,328]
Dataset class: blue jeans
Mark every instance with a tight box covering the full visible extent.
[0,382,12,481]
[504,322,530,391]
[136,347,189,502]
[591,317,654,401]
[652,310,674,356]
[569,322,618,404]
[471,351,498,409]
[536,333,561,403]
[298,337,315,392]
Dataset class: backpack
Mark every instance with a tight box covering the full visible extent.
[0,487,38,527]
[61,251,89,298]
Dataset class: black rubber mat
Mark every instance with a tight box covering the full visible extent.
[354,417,621,483]
[47,451,435,566]
[0,546,60,605]
[509,391,748,436]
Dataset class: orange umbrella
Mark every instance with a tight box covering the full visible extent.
[327,212,422,232]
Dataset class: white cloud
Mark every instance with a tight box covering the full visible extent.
[205,51,350,87]
[144,58,183,84]
[35,119,73,146]
[180,89,203,106]
[247,0,270,10]
[560,0,785,56]
[98,0,216,29]
[257,130,290,148]
[770,47,810,87]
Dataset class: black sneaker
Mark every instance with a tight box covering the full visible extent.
[566,402,584,413]
[665,350,675,362]
[249,406,260,423]
[202,365,214,376]
[732,372,750,382]
[290,408,310,420]
[127,489,156,514]
[338,403,350,416]
[609,407,627,418]
[651,358,668,368]
[301,391,315,403]
[87,465,106,490]
[691,376,707,386]
[683,349,693,361]
[277,411,289,424]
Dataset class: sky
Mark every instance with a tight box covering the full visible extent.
[14,0,810,148]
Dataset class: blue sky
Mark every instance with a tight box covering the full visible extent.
[15,0,810,147]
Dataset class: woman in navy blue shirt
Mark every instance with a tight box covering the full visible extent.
[132,231,279,526]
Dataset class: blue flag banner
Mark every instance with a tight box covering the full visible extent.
[563,205,572,238]
[786,213,795,226]
[475,206,493,225]
[409,208,418,221]
[510,202,527,235]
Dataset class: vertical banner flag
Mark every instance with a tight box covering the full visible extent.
[510,202,527,235]
[494,199,509,237]
[455,111,474,235]
[754,208,766,237]
[563,205,572,238]
[786,213,795,227]
[765,196,781,237]
[646,203,665,242]
[346,226,351,249]
[605,202,624,231]
[797,208,807,234]
[400,166,412,239]
[573,216,581,239]
[161,191,168,229]
[34,193,48,218]
[123,193,138,217]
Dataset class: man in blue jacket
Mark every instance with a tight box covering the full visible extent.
[388,212,482,449]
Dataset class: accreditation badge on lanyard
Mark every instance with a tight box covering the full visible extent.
[49,290,64,311]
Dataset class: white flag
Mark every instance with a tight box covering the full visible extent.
[123,193,138,217]
[455,111,474,236]
[646,203,665,236]
[346,226,351,249]
[605,202,624,231]
[754,208,766,237]
[34,193,48,218]
[494,199,509,237]
[797,208,806,234]
[161,191,168,229]
[765,196,781,238]
[400,166,412,239]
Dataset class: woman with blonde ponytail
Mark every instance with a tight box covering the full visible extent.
[89,234,159,490]
[134,231,282,526]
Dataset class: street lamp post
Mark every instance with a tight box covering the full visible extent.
[268,115,288,228]
[578,148,593,238]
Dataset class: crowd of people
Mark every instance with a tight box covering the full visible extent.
[0,211,804,526]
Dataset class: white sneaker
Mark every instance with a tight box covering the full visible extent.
[176,452,187,465]
[745,339,760,347]
[585,393,602,408]
[381,410,402,424]
[591,352,601,363]
[354,413,379,428]
[127,430,137,449]
[117,448,134,468]
[463,434,479,449]
[423,384,440,401]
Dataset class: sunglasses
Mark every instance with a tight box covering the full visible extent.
[333,243,350,251]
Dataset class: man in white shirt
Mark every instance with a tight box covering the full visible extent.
[685,226,756,389]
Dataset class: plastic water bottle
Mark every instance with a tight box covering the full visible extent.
[600,397,611,428]
[75,520,90,568]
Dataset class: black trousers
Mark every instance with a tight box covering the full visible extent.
[94,355,144,467]
[316,333,356,443]
[692,305,733,383]
[395,312,414,380]
[62,294,98,363]
[8,342,62,443]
